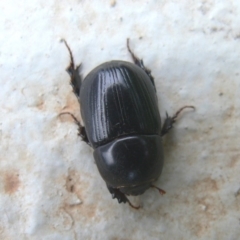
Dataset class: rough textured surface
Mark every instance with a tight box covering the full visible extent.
[1,0,240,239]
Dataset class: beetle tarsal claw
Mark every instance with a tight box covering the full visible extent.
[151,185,166,195]
[127,200,141,210]
[172,105,195,120]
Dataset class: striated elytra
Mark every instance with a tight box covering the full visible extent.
[60,39,194,209]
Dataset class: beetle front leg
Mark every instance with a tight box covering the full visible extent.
[161,106,195,136]
[127,38,156,90]
[107,185,140,210]
[61,39,82,100]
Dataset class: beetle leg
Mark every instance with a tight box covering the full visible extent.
[127,38,156,90]
[61,39,82,100]
[59,112,90,145]
[107,185,140,210]
[151,185,166,195]
[161,106,195,136]
[60,40,90,145]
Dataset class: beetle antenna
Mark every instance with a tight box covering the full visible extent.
[151,185,166,195]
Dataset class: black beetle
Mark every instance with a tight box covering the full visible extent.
[60,39,194,209]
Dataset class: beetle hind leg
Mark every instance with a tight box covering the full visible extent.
[161,106,195,136]
[127,38,156,90]
[107,185,140,210]
[61,39,82,100]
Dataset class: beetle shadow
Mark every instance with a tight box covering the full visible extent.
[162,130,178,165]
[139,120,190,207]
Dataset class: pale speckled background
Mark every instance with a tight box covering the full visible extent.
[1,0,240,239]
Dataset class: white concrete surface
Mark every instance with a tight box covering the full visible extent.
[1,0,240,239]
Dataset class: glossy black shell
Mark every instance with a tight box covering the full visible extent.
[80,61,163,194]
[80,61,161,148]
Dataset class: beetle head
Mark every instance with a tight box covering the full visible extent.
[94,135,164,196]
[118,182,152,196]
